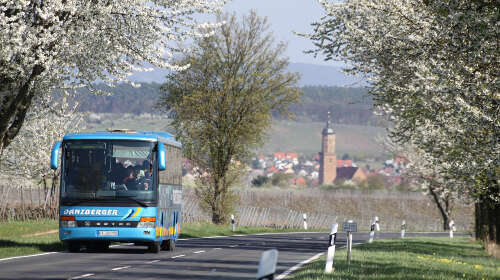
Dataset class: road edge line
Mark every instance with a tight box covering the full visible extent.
[276,252,324,280]
[0,252,58,262]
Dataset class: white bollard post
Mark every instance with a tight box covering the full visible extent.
[374,216,380,231]
[369,221,375,243]
[347,231,352,265]
[303,213,308,230]
[346,220,354,265]
[231,214,235,232]
[401,220,406,238]
[325,223,338,274]
[449,220,455,238]
[256,249,279,280]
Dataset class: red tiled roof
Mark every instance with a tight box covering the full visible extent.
[274,152,298,160]
[286,152,298,159]
[336,160,353,167]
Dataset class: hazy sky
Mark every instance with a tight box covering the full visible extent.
[221,0,339,66]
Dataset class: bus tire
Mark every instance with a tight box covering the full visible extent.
[66,241,81,253]
[148,242,161,253]
[162,239,175,251]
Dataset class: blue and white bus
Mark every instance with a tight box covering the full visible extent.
[50,130,182,253]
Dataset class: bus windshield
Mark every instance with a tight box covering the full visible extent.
[61,140,156,205]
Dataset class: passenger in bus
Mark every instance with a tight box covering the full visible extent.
[142,160,152,176]
[138,161,152,191]
[122,166,136,185]
[112,159,126,183]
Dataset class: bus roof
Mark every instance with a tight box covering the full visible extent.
[63,130,181,147]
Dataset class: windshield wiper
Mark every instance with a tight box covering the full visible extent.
[115,196,149,207]
[62,196,150,207]
[62,197,110,206]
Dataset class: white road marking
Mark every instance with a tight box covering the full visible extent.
[177,231,325,241]
[111,266,130,271]
[229,245,238,248]
[193,250,205,254]
[253,232,323,236]
[171,255,185,259]
[214,248,222,250]
[276,252,324,280]
[147,260,160,263]
[0,252,57,262]
[71,273,94,279]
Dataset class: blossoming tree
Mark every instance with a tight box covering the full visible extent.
[0,0,225,155]
[382,135,464,230]
[0,94,84,206]
[307,0,499,249]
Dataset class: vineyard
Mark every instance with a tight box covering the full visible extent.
[0,185,474,232]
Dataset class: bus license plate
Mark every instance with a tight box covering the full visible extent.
[98,230,118,236]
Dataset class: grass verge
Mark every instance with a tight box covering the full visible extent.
[0,219,63,259]
[0,220,322,259]
[290,237,500,280]
[179,222,322,238]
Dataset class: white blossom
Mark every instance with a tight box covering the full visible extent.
[308,0,499,201]
[0,93,84,184]
[0,0,226,154]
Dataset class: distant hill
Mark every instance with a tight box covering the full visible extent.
[126,62,365,87]
[78,83,383,126]
[287,86,383,126]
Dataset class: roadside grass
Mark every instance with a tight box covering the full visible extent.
[290,237,500,280]
[179,221,324,238]
[0,219,323,259]
[0,219,63,259]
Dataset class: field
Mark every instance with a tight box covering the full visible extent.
[1,186,474,232]
[261,120,387,160]
[290,237,500,280]
[83,114,388,160]
[231,188,474,232]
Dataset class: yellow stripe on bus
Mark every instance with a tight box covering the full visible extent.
[131,208,142,218]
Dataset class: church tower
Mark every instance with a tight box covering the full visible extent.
[319,112,336,184]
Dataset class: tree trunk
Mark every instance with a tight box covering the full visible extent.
[0,65,43,154]
[428,185,451,230]
[475,197,500,257]
[210,178,229,225]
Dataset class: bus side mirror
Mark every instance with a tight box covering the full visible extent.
[50,142,62,170]
[158,142,166,171]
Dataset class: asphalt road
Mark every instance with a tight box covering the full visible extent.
[0,231,466,280]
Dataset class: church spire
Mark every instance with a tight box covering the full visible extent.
[327,111,331,129]
[322,111,335,135]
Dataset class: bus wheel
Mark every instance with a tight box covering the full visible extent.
[97,242,110,251]
[66,241,81,253]
[148,242,161,253]
[162,239,175,251]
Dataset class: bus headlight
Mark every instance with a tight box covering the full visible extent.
[61,216,77,228]
[137,217,155,228]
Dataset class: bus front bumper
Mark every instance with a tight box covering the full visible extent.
[59,227,158,242]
